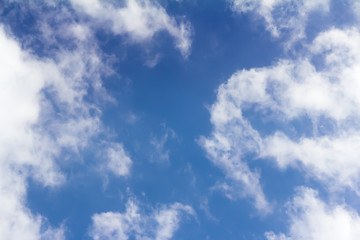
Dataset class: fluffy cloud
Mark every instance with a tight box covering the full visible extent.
[261,28,360,192]
[230,0,330,45]
[89,200,194,240]
[0,23,97,239]
[0,0,194,237]
[265,187,360,240]
[262,132,360,192]
[0,3,113,238]
[70,0,192,57]
[200,27,360,211]
[105,143,132,177]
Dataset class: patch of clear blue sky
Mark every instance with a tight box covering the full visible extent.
[3,0,351,239]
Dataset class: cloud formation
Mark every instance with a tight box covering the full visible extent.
[0,0,194,237]
[90,200,194,240]
[71,0,192,57]
[200,27,360,211]
[265,187,360,240]
[230,0,330,45]
[105,143,132,177]
[0,22,101,239]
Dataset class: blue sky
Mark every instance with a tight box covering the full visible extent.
[1,0,360,239]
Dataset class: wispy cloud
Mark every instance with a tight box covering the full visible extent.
[200,21,360,215]
[0,23,99,239]
[70,0,192,58]
[0,0,195,237]
[150,124,177,163]
[89,199,195,240]
[230,0,330,46]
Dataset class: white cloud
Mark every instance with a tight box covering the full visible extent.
[154,203,195,240]
[67,23,92,41]
[199,122,271,212]
[262,132,360,193]
[70,0,192,57]
[89,200,194,240]
[106,143,132,177]
[1,0,190,236]
[0,165,66,240]
[260,28,360,192]
[0,24,83,239]
[200,27,360,211]
[230,0,330,45]
[265,187,360,240]
[0,8,106,236]
[90,200,140,240]
[198,63,272,213]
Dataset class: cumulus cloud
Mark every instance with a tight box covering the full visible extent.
[0,166,66,240]
[0,2,116,238]
[0,0,193,236]
[265,187,360,240]
[105,143,132,177]
[70,0,192,57]
[0,22,98,239]
[230,0,330,45]
[260,28,360,192]
[200,27,360,211]
[89,200,194,240]
[262,132,360,192]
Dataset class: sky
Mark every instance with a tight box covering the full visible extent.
[1,0,360,239]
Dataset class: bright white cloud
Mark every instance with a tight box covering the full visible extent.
[262,132,360,192]
[90,200,140,240]
[260,28,360,192]
[200,27,360,212]
[154,203,195,240]
[265,187,360,240]
[89,200,194,240]
[0,165,66,240]
[230,0,330,45]
[106,143,132,177]
[0,7,107,236]
[1,0,190,236]
[70,0,192,57]
[0,24,83,239]
[198,59,273,212]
